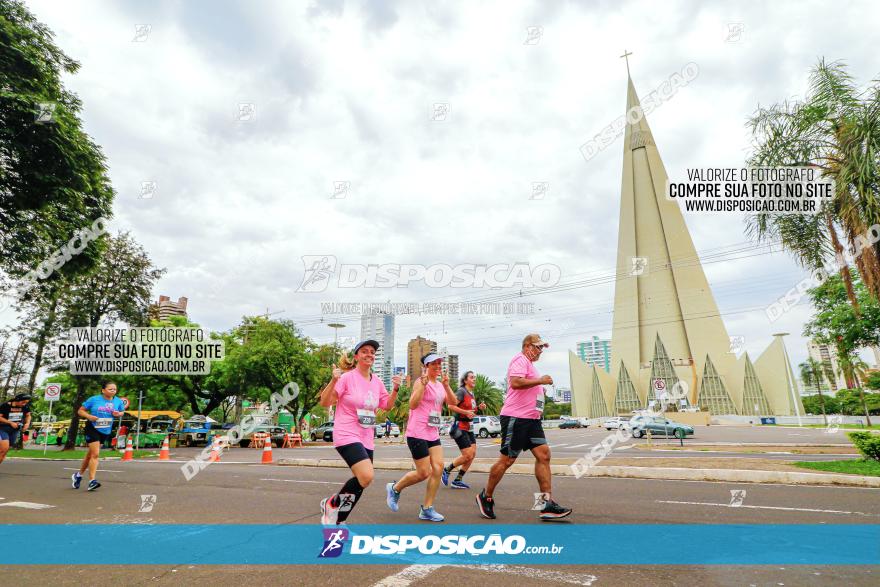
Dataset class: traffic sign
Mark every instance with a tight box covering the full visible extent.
[652,378,666,392]
[120,397,130,410]
[44,383,61,402]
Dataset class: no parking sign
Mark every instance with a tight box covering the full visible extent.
[44,383,61,402]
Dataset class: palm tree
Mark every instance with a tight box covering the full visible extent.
[473,374,504,415]
[836,350,872,427]
[799,359,828,425]
[746,59,880,308]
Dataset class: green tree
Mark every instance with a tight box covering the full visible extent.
[54,233,164,449]
[746,59,880,307]
[865,371,880,391]
[805,272,880,426]
[0,1,114,276]
[799,358,829,424]
[472,373,503,415]
[802,393,841,415]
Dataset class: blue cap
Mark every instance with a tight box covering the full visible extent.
[353,340,379,354]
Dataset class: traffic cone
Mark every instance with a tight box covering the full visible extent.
[261,437,273,464]
[208,436,221,463]
[121,438,134,462]
[158,436,170,461]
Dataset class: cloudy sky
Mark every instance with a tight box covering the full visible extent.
[21,0,880,388]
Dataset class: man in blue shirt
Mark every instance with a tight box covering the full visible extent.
[72,381,125,491]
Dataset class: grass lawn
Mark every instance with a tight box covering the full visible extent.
[8,449,158,460]
[794,459,880,477]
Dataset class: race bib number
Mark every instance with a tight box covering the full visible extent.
[356,409,376,428]
[9,412,23,422]
[428,411,441,427]
[94,417,112,428]
[535,396,545,412]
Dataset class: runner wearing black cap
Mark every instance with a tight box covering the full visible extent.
[476,334,572,520]
[0,393,32,466]
[318,340,400,525]
[441,371,486,489]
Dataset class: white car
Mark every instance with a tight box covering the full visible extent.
[603,417,629,430]
[471,416,501,438]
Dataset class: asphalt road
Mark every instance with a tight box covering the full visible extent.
[1,452,878,585]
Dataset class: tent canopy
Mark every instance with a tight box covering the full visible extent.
[123,410,182,420]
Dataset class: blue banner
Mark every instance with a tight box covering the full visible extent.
[1,524,877,565]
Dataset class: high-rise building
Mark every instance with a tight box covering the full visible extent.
[151,295,188,322]
[568,69,803,418]
[439,347,459,386]
[361,311,394,389]
[407,336,437,384]
[806,340,848,391]
[577,337,612,373]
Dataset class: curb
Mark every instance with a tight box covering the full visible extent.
[276,458,880,487]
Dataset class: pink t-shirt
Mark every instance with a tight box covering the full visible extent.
[406,380,446,441]
[500,352,544,419]
[333,369,391,450]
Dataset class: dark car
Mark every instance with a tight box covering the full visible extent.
[629,415,694,439]
[559,420,582,429]
[310,421,334,442]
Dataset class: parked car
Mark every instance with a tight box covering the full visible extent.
[603,417,629,430]
[374,422,401,438]
[311,421,334,442]
[629,415,694,439]
[177,416,223,447]
[559,420,581,429]
[472,415,501,438]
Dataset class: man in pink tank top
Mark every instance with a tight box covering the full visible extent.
[476,334,572,521]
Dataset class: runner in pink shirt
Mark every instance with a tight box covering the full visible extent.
[385,352,458,522]
[476,333,572,521]
[318,340,400,525]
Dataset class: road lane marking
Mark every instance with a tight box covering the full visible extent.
[448,564,597,585]
[548,444,570,448]
[260,478,339,485]
[568,444,590,449]
[656,499,879,517]
[0,501,55,509]
[63,467,123,473]
[372,564,439,586]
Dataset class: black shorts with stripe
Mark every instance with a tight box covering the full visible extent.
[499,416,546,458]
[450,423,476,450]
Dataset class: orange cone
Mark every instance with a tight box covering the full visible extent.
[121,438,134,462]
[208,436,221,463]
[158,436,170,461]
[261,437,273,464]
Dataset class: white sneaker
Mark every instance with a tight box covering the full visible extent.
[320,496,340,525]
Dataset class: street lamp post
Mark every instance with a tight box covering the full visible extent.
[328,323,346,347]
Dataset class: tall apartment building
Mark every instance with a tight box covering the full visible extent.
[439,347,459,386]
[577,336,612,373]
[806,340,848,391]
[361,311,394,389]
[151,295,189,322]
[407,336,437,383]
